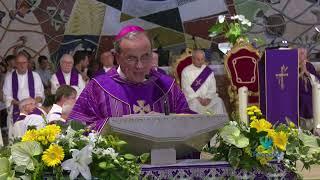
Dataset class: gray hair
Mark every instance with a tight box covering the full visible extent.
[113,31,153,53]
[59,54,74,64]
[192,49,205,58]
[19,98,35,111]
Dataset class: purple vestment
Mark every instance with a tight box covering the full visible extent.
[190,66,213,92]
[16,114,26,122]
[12,70,35,123]
[299,62,320,119]
[69,68,195,131]
[157,68,167,75]
[55,68,79,86]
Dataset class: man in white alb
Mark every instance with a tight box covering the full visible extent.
[47,85,77,123]
[3,52,44,139]
[50,54,85,96]
[181,50,226,114]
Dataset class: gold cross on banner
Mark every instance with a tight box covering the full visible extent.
[275,65,288,90]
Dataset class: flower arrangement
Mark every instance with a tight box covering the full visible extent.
[208,14,252,45]
[0,123,149,180]
[203,106,320,177]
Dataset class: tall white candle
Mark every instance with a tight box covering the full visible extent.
[312,83,320,129]
[238,86,248,125]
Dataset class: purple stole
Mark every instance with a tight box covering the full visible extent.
[12,70,35,123]
[16,114,26,122]
[94,68,173,114]
[190,66,213,92]
[55,68,79,86]
[29,107,44,116]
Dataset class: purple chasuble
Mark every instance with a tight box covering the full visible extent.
[12,70,35,123]
[93,68,107,78]
[55,68,79,86]
[69,68,195,131]
[157,68,167,75]
[299,62,320,119]
[190,66,213,92]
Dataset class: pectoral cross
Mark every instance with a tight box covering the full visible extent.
[275,65,288,90]
[133,100,151,114]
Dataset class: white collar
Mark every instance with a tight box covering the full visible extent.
[117,66,126,79]
[104,66,112,72]
[49,104,62,113]
[117,66,147,81]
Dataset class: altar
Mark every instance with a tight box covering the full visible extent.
[140,160,295,179]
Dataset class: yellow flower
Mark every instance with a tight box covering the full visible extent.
[21,130,38,142]
[42,144,64,167]
[250,119,272,132]
[247,111,254,116]
[270,131,288,151]
[250,116,257,121]
[45,124,61,135]
[254,109,261,113]
[266,129,275,137]
[288,121,296,128]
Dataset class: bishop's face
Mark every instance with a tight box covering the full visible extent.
[116,33,153,83]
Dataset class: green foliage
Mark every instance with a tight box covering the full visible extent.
[220,125,249,148]
[0,122,148,179]
[204,106,320,177]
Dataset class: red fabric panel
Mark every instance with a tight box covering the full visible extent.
[226,48,260,104]
[177,56,192,82]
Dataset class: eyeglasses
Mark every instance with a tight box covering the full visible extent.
[121,53,153,65]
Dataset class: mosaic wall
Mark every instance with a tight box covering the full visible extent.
[1,0,320,67]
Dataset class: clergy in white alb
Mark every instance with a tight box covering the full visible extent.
[47,85,77,123]
[3,52,44,139]
[50,54,85,96]
[181,50,226,115]
[13,98,46,138]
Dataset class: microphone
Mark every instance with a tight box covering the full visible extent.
[164,97,170,115]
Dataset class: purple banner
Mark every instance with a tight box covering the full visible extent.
[190,66,213,92]
[264,49,299,125]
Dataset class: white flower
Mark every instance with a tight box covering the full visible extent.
[88,133,97,146]
[93,147,103,156]
[276,152,284,163]
[229,121,238,126]
[247,21,252,27]
[62,145,92,180]
[238,15,245,21]
[230,15,239,20]
[103,147,118,159]
[209,32,217,37]
[218,15,225,23]
[241,19,251,26]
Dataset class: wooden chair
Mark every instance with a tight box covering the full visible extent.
[224,39,260,109]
